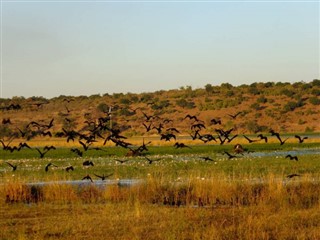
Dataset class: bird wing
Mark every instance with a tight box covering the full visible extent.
[6,162,14,168]
[94,173,103,178]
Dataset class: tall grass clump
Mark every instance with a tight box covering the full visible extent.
[1,173,320,209]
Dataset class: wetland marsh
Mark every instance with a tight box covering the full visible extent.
[1,140,320,240]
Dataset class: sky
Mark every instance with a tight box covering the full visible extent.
[0,0,319,99]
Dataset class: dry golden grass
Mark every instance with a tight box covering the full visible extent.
[1,174,320,239]
[1,202,320,240]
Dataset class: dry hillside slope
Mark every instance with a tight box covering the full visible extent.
[1,80,319,140]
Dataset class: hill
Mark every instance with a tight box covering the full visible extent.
[1,80,320,140]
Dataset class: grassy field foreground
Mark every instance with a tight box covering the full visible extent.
[1,142,320,239]
[0,176,320,240]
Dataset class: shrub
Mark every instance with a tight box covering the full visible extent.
[97,103,109,113]
[140,94,153,102]
[119,98,131,105]
[151,100,170,110]
[311,79,320,87]
[309,97,320,105]
[305,126,315,132]
[204,84,214,94]
[280,89,295,98]
[204,97,212,103]
[257,96,268,103]
[264,82,274,88]
[226,90,235,97]
[311,89,320,96]
[220,83,233,89]
[245,121,267,133]
[176,99,195,109]
[250,103,261,111]
[248,87,260,95]
[283,100,304,112]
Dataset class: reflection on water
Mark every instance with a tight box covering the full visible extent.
[26,179,143,188]
[248,148,320,158]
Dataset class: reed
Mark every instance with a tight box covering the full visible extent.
[1,173,320,240]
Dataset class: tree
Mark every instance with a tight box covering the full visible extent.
[97,103,109,113]
[205,84,214,94]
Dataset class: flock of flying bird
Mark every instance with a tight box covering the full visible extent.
[1,103,309,181]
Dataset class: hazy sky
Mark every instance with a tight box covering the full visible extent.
[0,1,319,98]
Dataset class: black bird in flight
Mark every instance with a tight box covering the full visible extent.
[142,112,154,122]
[144,156,161,164]
[41,130,52,137]
[6,161,21,171]
[135,138,151,153]
[18,142,32,150]
[115,159,130,164]
[199,134,216,143]
[295,135,308,143]
[16,127,29,138]
[227,134,238,143]
[224,151,238,160]
[2,118,11,124]
[199,156,215,162]
[4,145,19,153]
[82,174,93,182]
[142,122,153,132]
[71,148,83,157]
[257,134,268,143]
[45,162,58,172]
[160,133,176,141]
[42,118,54,129]
[83,160,94,167]
[217,135,227,145]
[43,145,56,151]
[191,123,206,131]
[65,166,74,172]
[243,135,259,143]
[190,129,201,140]
[184,114,200,122]
[94,173,113,180]
[286,173,301,179]
[163,118,173,124]
[34,147,53,158]
[275,135,289,145]
[270,130,288,145]
[79,140,92,151]
[166,127,180,133]
[285,154,298,161]
[210,118,221,125]
[228,112,242,119]
[0,138,14,151]
[174,142,192,149]
[152,123,164,134]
